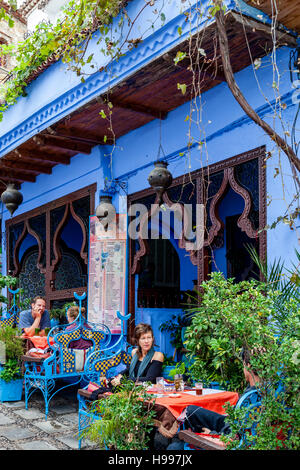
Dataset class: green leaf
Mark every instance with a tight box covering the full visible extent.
[177,83,186,95]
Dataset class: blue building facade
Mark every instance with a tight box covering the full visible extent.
[1,0,299,357]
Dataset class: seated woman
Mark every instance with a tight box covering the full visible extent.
[111,323,164,386]
[66,306,93,350]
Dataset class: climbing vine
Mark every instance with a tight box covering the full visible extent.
[0,0,156,120]
[0,0,299,244]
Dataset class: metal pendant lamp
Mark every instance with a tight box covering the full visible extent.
[1,183,23,216]
[147,119,173,203]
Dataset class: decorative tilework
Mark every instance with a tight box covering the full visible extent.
[63,349,75,374]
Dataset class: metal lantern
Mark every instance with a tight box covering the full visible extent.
[1,183,23,216]
[95,194,116,231]
[147,160,173,203]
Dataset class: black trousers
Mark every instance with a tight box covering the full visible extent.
[185,405,231,435]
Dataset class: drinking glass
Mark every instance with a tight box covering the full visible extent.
[174,374,184,392]
[163,381,174,393]
[195,382,203,395]
[156,377,164,392]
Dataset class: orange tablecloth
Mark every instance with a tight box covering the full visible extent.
[153,391,239,419]
[21,335,54,349]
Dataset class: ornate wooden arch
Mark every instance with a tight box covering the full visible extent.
[205,166,257,247]
[127,146,267,330]
[6,184,96,310]
[131,191,198,275]
[12,219,45,276]
[51,201,88,271]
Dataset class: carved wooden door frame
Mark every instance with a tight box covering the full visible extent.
[127,146,267,333]
[5,184,96,309]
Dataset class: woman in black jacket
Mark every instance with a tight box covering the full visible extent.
[111,323,164,385]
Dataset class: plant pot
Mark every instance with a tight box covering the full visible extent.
[209,381,221,390]
[0,376,23,402]
[162,365,174,380]
[50,318,60,327]
[208,381,229,390]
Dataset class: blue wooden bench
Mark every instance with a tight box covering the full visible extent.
[0,288,20,328]
[22,292,112,419]
[178,388,262,450]
[77,310,132,449]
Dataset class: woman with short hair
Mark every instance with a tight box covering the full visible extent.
[111,323,164,386]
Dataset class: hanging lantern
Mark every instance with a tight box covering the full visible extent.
[1,183,23,216]
[95,194,116,231]
[147,160,173,203]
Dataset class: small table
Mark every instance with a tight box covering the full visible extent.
[152,389,239,418]
[147,388,239,438]
[77,387,239,440]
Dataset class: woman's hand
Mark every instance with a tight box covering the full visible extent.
[111,374,122,387]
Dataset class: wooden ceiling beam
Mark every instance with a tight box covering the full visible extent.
[35,134,92,154]
[110,99,168,120]
[14,149,71,165]
[0,168,36,183]
[1,159,53,175]
[54,126,113,145]
[230,11,297,47]
[45,126,105,146]
[162,51,225,83]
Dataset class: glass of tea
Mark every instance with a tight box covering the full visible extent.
[195,382,203,396]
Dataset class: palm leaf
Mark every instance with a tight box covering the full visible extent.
[246,245,300,306]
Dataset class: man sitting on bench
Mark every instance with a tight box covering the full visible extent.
[19,296,51,337]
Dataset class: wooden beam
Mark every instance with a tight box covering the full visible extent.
[0,169,35,183]
[46,126,104,146]
[1,159,52,175]
[111,99,168,120]
[162,50,225,82]
[14,149,71,165]
[229,10,297,47]
[36,134,92,154]
[55,126,114,145]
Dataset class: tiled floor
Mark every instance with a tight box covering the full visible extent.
[0,387,96,450]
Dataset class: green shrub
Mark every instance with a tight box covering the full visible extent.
[83,380,155,450]
[0,325,23,361]
[184,272,300,449]
[0,359,22,382]
[0,325,24,382]
[184,272,276,392]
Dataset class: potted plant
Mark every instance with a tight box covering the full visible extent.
[159,312,192,362]
[184,271,300,449]
[0,325,24,402]
[50,301,77,327]
[0,274,19,319]
[161,355,176,380]
[83,380,155,450]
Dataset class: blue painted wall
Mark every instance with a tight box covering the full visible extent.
[1,2,299,355]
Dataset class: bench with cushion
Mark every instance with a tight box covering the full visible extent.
[0,287,20,328]
[77,310,132,449]
[22,292,112,419]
